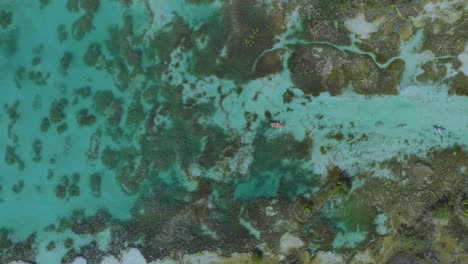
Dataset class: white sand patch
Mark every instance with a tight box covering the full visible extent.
[460,166,467,174]
[374,213,388,235]
[351,250,375,264]
[188,163,203,177]
[313,251,344,264]
[71,257,88,264]
[265,201,279,216]
[332,224,367,249]
[412,0,467,27]
[101,255,120,264]
[457,44,468,75]
[345,13,385,39]
[279,232,304,254]
[121,248,147,264]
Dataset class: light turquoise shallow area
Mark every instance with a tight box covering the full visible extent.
[1,0,138,233]
[0,1,145,262]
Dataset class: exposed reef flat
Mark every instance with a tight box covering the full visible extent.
[0,0,467,263]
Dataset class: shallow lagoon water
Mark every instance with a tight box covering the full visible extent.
[1,0,467,263]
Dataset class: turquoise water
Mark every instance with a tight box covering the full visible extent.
[1,0,467,263]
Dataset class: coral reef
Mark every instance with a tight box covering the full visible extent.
[0,10,12,29]
[344,56,404,95]
[56,24,68,42]
[254,50,284,78]
[39,0,50,9]
[76,108,96,126]
[449,72,468,96]
[289,43,405,96]
[0,231,37,263]
[72,14,94,41]
[289,46,347,96]
[421,13,467,57]
[49,98,68,123]
[80,0,100,15]
[40,117,50,132]
[71,210,110,235]
[56,122,68,134]
[59,52,73,74]
[89,172,101,197]
[32,139,42,162]
[83,42,101,66]
[1,0,467,263]
[101,146,119,169]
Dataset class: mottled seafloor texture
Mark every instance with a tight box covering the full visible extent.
[0,0,467,263]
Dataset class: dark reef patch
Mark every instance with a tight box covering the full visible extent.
[12,180,24,193]
[216,0,276,82]
[101,146,120,169]
[84,42,102,67]
[233,133,315,200]
[40,117,50,132]
[0,10,12,29]
[146,17,188,74]
[343,55,403,95]
[298,0,352,45]
[56,122,68,134]
[79,241,104,264]
[57,24,68,42]
[421,16,467,57]
[199,126,234,168]
[0,28,19,56]
[125,93,145,127]
[80,0,100,15]
[76,108,97,126]
[288,46,347,96]
[72,13,94,41]
[254,50,284,78]
[0,230,37,264]
[92,90,115,114]
[89,172,102,197]
[55,175,70,199]
[49,98,69,124]
[46,241,55,251]
[449,72,468,96]
[39,0,51,9]
[71,210,110,235]
[179,0,282,82]
[416,60,449,84]
[60,51,73,74]
[189,14,229,76]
